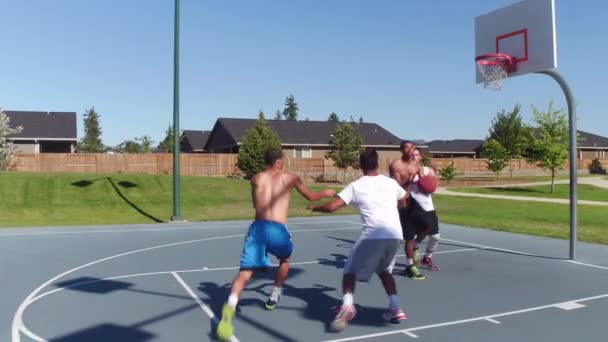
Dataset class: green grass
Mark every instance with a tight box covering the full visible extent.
[434,195,608,245]
[1,172,607,245]
[449,184,608,202]
[0,172,355,227]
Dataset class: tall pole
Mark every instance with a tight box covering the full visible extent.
[538,69,577,260]
[171,0,182,221]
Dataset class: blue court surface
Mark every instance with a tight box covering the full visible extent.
[1,215,607,342]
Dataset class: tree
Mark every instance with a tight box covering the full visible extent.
[482,139,509,179]
[486,104,533,176]
[158,124,177,152]
[116,139,142,153]
[137,135,154,153]
[282,95,298,121]
[273,109,282,120]
[325,122,363,182]
[78,107,104,152]
[0,108,23,170]
[358,116,364,124]
[438,162,457,185]
[328,112,339,122]
[236,113,282,179]
[526,102,569,193]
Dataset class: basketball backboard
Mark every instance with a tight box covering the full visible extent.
[474,0,557,83]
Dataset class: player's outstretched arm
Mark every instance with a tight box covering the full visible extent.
[307,198,346,213]
[293,175,336,201]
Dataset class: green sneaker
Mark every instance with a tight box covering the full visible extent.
[406,265,425,280]
[217,303,235,341]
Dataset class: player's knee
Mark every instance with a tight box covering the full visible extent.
[429,233,440,242]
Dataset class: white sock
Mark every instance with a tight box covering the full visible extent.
[227,294,239,309]
[406,258,414,266]
[343,293,354,307]
[270,286,282,301]
[388,294,400,309]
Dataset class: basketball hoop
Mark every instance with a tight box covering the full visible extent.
[475,53,517,90]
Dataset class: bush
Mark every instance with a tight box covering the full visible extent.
[438,162,457,184]
[589,158,606,175]
[236,114,282,179]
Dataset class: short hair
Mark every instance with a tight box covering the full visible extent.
[264,148,284,166]
[359,148,378,172]
[400,140,414,150]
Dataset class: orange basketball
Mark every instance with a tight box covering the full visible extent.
[418,175,437,194]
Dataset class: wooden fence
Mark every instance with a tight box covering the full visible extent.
[9,153,606,180]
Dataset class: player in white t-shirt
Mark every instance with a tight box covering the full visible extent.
[308,148,407,333]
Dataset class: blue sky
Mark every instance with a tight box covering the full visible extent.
[1,0,605,146]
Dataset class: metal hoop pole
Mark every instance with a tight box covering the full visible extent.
[537,69,577,260]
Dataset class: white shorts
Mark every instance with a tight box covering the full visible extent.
[344,238,400,282]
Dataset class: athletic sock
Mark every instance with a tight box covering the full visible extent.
[405,258,414,266]
[343,293,354,307]
[227,294,239,309]
[388,294,400,309]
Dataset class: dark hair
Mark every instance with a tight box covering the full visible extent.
[400,140,414,150]
[264,148,284,166]
[359,148,378,172]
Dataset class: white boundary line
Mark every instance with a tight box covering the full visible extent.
[567,260,608,271]
[172,272,240,342]
[11,225,360,342]
[27,249,477,304]
[322,293,608,342]
[0,220,356,237]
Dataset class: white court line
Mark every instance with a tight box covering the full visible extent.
[568,260,608,271]
[402,331,419,338]
[12,225,359,342]
[485,317,501,324]
[440,238,540,257]
[172,272,240,342]
[322,293,608,342]
[0,220,357,237]
[554,302,586,311]
[29,249,479,304]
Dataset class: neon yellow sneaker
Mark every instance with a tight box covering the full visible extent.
[406,265,425,280]
[217,303,235,341]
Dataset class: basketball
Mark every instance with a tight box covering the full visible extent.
[418,175,437,194]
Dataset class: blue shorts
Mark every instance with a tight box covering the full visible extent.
[239,220,293,269]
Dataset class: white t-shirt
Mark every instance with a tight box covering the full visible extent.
[338,175,406,240]
[409,166,435,211]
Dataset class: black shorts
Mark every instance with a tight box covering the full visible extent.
[399,199,439,241]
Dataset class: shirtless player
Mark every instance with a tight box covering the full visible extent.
[389,141,426,279]
[216,148,336,341]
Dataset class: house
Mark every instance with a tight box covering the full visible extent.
[578,130,608,159]
[204,118,404,159]
[5,111,77,153]
[181,130,211,153]
[424,139,483,158]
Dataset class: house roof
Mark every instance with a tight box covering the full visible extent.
[425,139,483,153]
[4,111,77,140]
[209,118,403,148]
[182,130,211,151]
[578,130,608,148]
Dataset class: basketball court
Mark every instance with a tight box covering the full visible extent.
[3,0,598,341]
[2,215,608,342]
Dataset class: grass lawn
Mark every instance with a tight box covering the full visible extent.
[1,172,606,245]
[449,184,608,202]
[433,195,608,245]
[0,172,356,227]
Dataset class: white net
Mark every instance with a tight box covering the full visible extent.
[476,62,509,90]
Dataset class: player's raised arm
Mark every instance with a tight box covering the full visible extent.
[307,197,347,213]
[292,174,336,201]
